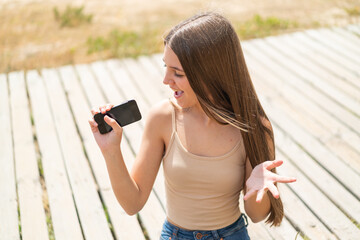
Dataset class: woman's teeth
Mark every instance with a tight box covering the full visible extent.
[175,90,184,97]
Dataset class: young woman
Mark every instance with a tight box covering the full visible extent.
[89,12,296,240]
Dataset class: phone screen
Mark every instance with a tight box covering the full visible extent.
[94,100,142,134]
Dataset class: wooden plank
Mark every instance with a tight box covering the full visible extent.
[122,58,164,105]
[0,74,20,240]
[276,151,360,239]
[58,65,145,240]
[305,29,360,64]
[242,41,360,136]
[252,38,360,118]
[257,68,360,173]
[151,54,165,76]
[299,31,360,75]
[138,56,171,98]
[58,65,110,189]
[41,68,113,240]
[346,24,360,35]
[26,70,83,240]
[73,64,104,108]
[241,193,303,240]
[261,91,360,197]
[247,58,360,221]
[289,32,360,90]
[331,27,360,48]
[263,217,303,240]
[104,59,150,120]
[272,120,360,225]
[245,45,360,169]
[245,51,360,222]
[265,35,360,102]
[90,61,166,240]
[321,28,360,58]
[9,71,49,240]
[278,184,336,240]
[244,40,360,170]
[242,40,358,223]
[244,53,360,173]
[246,222,275,239]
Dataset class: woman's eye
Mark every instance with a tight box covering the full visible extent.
[175,73,184,77]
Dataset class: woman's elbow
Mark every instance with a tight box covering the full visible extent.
[125,208,138,216]
[247,214,268,223]
[245,206,270,223]
[123,204,144,216]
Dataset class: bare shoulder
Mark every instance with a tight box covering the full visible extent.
[147,99,173,122]
[144,99,173,138]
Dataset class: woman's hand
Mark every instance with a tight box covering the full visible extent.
[88,104,123,152]
[243,160,296,203]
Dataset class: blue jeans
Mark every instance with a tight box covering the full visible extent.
[160,214,250,240]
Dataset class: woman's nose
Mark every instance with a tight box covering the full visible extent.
[163,77,169,85]
[163,70,173,85]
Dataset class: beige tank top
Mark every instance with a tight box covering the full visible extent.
[162,105,246,230]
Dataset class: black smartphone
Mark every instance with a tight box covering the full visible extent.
[94,100,142,134]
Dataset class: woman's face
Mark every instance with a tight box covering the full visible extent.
[163,46,199,109]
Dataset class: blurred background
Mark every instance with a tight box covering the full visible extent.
[0,0,359,73]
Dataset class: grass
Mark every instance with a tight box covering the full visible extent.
[236,14,299,39]
[1,1,359,73]
[344,6,360,17]
[53,5,93,28]
[102,204,115,233]
[85,14,299,58]
[87,28,164,58]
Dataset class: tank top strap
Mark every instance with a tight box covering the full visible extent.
[171,100,177,132]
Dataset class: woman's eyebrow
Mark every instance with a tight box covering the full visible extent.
[163,58,184,72]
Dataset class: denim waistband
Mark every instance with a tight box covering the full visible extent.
[163,213,248,240]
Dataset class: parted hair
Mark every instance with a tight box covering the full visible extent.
[164,12,283,226]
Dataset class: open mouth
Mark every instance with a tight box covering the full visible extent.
[174,90,184,98]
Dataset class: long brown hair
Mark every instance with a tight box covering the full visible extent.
[164,12,283,226]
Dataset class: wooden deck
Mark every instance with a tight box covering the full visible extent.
[1,23,360,240]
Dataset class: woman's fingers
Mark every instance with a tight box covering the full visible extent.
[91,107,99,116]
[88,118,99,133]
[264,159,283,170]
[273,174,297,183]
[256,189,265,203]
[91,104,114,116]
[104,115,122,134]
[100,104,114,114]
[267,184,280,199]
[106,104,113,111]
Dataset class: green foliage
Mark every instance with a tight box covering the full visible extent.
[87,14,299,59]
[47,214,55,240]
[53,5,93,27]
[87,28,163,58]
[344,6,360,16]
[236,14,298,39]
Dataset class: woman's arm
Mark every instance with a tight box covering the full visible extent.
[243,158,294,222]
[88,101,169,215]
[243,158,271,223]
[243,119,296,223]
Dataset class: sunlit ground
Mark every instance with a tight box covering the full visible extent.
[0,0,359,73]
